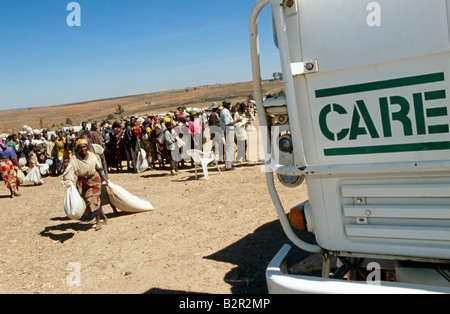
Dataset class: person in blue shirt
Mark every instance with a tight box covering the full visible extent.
[219,100,242,170]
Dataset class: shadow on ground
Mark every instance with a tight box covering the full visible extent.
[40,210,134,243]
[145,217,319,294]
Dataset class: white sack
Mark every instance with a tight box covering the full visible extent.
[25,166,43,184]
[135,149,149,173]
[18,153,27,167]
[16,169,26,185]
[105,180,154,213]
[38,163,49,175]
[64,184,85,220]
[61,165,85,220]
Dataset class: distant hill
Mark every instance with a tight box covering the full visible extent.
[0,80,284,133]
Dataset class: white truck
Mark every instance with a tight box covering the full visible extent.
[249,0,450,293]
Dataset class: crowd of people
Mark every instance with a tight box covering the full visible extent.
[0,100,258,200]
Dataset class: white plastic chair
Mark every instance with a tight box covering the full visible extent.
[186,149,221,180]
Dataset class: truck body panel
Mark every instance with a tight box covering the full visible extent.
[250,0,450,293]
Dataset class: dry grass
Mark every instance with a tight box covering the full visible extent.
[0,80,283,133]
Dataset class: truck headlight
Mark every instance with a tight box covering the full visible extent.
[277,173,304,188]
[279,134,293,153]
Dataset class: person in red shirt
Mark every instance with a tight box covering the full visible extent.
[188,111,203,151]
[0,138,21,198]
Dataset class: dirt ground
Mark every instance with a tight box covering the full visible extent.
[0,144,322,294]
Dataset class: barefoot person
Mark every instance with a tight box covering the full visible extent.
[68,139,109,230]
[0,138,21,198]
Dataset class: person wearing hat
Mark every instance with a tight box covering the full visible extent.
[66,139,109,230]
[143,114,154,133]
[163,121,179,175]
[220,100,242,170]
[134,117,145,147]
[0,138,21,198]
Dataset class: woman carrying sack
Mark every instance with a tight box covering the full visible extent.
[0,138,21,198]
[67,139,109,231]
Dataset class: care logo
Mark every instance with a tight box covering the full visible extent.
[316,72,449,156]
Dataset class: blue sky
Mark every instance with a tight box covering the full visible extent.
[0,0,281,110]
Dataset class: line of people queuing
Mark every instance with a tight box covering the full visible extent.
[0,99,257,198]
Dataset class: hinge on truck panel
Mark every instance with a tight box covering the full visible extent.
[291,60,319,76]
